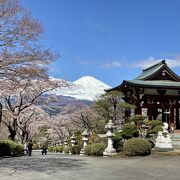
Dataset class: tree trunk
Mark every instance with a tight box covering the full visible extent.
[7,118,18,141]
[8,126,16,141]
[0,103,2,125]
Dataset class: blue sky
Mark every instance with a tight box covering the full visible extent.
[21,0,180,87]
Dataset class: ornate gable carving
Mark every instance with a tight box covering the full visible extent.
[148,68,178,81]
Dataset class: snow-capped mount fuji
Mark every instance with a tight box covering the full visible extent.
[52,76,111,101]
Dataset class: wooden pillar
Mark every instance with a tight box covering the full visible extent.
[176,100,180,129]
[135,106,142,115]
[162,109,166,122]
[147,107,153,120]
[176,108,180,129]
[135,95,142,115]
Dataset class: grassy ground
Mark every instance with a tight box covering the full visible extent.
[112,149,180,158]
[151,149,180,156]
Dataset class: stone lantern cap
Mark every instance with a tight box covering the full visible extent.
[71,134,76,140]
[105,120,116,130]
[64,141,68,145]
[82,129,89,136]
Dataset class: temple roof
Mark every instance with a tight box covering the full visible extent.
[135,60,180,81]
[106,60,180,92]
[135,60,165,80]
[124,80,180,89]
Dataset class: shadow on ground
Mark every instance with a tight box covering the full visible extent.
[0,154,87,174]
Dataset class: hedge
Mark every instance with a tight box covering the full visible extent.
[123,138,151,156]
[0,140,23,157]
[84,143,106,156]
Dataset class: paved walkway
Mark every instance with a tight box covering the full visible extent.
[0,151,180,180]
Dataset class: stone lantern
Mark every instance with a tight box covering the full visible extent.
[80,129,89,155]
[64,140,68,149]
[71,134,76,147]
[59,141,62,146]
[103,120,117,156]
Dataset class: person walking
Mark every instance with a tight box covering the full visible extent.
[41,145,47,155]
[27,140,33,156]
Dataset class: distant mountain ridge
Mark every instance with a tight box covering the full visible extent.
[51,76,111,101]
[42,95,92,115]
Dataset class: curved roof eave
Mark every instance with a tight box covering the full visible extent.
[105,80,126,92]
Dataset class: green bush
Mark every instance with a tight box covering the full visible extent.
[70,145,81,154]
[91,143,106,156]
[113,131,123,152]
[152,120,163,127]
[89,132,102,144]
[0,141,11,156]
[146,124,163,137]
[0,140,23,157]
[123,138,151,156]
[84,143,106,156]
[56,146,63,153]
[84,145,92,155]
[48,146,54,152]
[130,114,147,125]
[53,147,57,152]
[122,123,139,139]
[64,146,70,154]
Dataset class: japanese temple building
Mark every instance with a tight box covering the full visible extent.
[106,60,180,130]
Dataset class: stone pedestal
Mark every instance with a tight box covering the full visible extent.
[103,120,117,156]
[63,140,68,154]
[155,122,173,150]
[71,134,76,147]
[69,134,76,154]
[80,129,89,155]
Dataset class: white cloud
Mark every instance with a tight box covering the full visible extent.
[133,56,180,69]
[101,61,121,69]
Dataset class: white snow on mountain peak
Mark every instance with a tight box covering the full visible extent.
[51,76,111,101]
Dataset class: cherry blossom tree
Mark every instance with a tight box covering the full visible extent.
[61,104,100,133]
[0,0,69,140]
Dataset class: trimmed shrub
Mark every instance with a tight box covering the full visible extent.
[48,146,54,152]
[56,146,63,153]
[84,143,106,156]
[146,125,163,138]
[0,141,11,156]
[122,123,139,139]
[123,138,151,156]
[89,132,102,144]
[91,143,106,156]
[152,120,163,127]
[113,131,123,152]
[64,146,70,154]
[0,140,23,157]
[70,145,81,155]
[84,145,92,156]
[53,147,57,152]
